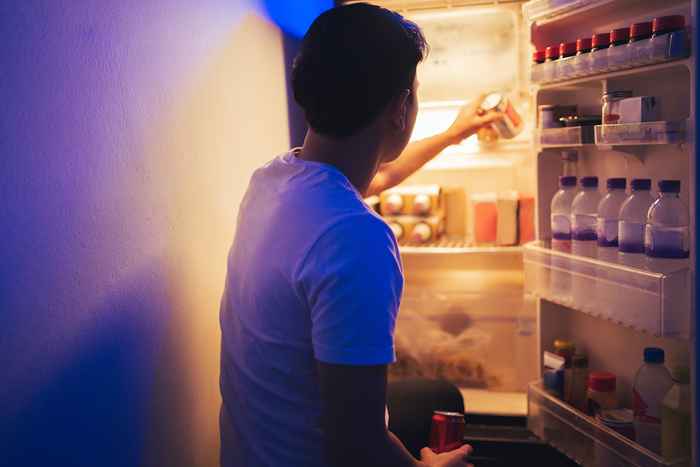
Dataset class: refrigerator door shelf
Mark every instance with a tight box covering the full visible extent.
[528,381,688,467]
[522,241,691,338]
[594,121,686,146]
[537,126,594,148]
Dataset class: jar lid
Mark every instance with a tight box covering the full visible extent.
[572,354,588,368]
[630,22,652,39]
[592,32,611,48]
[643,347,665,363]
[658,179,681,193]
[533,50,546,63]
[610,27,630,43]
[652,15,685,34]
[588,371,616,392]
[554,339,575,352]
[630,178,651,191]
[580,176,598,188]
[545,45,558,60]
[559,41,577,57]
[607,178,626,190]
[576,37,592,53]
[480,93,503,112]
[559,176,577,187]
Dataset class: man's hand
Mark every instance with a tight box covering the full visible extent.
[420,445,474,467]
[444,94,504,145]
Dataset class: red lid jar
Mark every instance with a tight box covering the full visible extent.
[652,15,685,36]
[630,22,652,41]
[576,37,592,54]
[589,371,617,392]
[610,27,630,46]
[591,32,611,50]
[559,42,577,58]
[545,45,558,61]
[533,50,546,64]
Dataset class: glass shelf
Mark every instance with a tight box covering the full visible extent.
[538,126,594,148]
[523,241,691,338]
[594,121,686,146]
[528,381,689,467]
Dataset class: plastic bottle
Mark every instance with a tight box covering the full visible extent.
[661,366,691,461]
[633,347,674,454]
[550,176,577,302]
[572,176,600,253]
[645,180,689,259]
[618,179,656,254]
[597,178,627,249]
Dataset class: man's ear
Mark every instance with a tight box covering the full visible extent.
[390,89,411,131]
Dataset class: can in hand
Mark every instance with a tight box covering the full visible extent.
[428,411,466,454]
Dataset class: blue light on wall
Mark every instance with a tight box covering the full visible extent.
[262,0,334,38]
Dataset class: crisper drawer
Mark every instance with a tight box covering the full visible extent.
[522,241,691,338]
[528,381,688,467]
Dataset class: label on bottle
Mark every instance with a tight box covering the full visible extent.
[596,218,618,246]
[551,214,571,240]
[644,226,689,258]
[618,221,645,253]
[572,214,597,241]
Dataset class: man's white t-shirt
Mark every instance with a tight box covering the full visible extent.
[219,150,404,467]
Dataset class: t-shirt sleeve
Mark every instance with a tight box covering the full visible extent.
[296,214,404,366]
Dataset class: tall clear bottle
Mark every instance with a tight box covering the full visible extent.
[645,180,689,259]
[633,347,674,454]
[571,176,600,309]
[661,366,691,461]
[550,176,577,302]
[597,178,627,262]
[618,179,656,262]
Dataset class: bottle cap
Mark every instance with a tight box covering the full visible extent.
[545,45,558,60]
[580,176,598,188]
[652,15,685,34]
[607,178,626,190]
[559,42,577,58]
[630,22,652,40]
[592,32,611,49]
[572,354,588,368]
[610,27,630,44]
[643,347,665,363]
[672,366,690,384]
[576,37,592,53]
[658,179,681,193]
[533,50,546,63]
[559,176,577,187]
[588,371,616,392]
[630,178,651,191]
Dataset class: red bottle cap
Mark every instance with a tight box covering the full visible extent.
[591,32,611,49]
[533,50,546,63]
[652,15,685,34]
[545,45,558,60]
[588,371,617,392]
[610,27,630,44]
[576,37,592,53]
[630,21,652,39]
[559,42,577,57]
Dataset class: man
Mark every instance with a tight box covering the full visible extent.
[219,4,500,466]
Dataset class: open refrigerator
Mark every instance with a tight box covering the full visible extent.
[345,0,697,465]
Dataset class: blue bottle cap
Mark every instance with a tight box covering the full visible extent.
[607,178,626,190]
[559,176,577,187]
[658,179,681,193]
[644,347,665,363]
[580,176,598,188]
[630,178,651,191]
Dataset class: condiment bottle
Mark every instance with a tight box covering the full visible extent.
[590,32,611,73]
[554,339,575,402]
[559,41,576,59]
[610,27,630,46]
[567,354,589,412]
[651,15,687,60]
[587,371,617,416]
[531,50,546,83]
[591,32,610,51]
[576,37,592,55]
[630,21,652,42]
[533,50,546,64]
[628,22,653,65]
[608,27,631,69]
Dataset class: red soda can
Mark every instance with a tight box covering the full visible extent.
[428,411,466,453]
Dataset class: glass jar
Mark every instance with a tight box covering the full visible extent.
[601,90,633,124]
[566,354,589,411]
[650,15,687,61]
[590,32,610,73]
[587,371,618,416]
[608,27,630,69]
[628,21,653,65]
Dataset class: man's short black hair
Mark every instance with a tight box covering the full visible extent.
[292,3,427,139]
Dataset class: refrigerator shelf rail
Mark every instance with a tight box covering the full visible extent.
[528,381,688,467]
[537,126,593,148]
[523,241,691,338]
[594,121,686,146]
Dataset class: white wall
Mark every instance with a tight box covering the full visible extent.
[0,1,290,466]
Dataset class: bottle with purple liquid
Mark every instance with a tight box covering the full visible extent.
[619,179,656,254]
[597,178,627,246]
[551,176,578,246]
[645,180,689,259]
[572,177,601,252]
